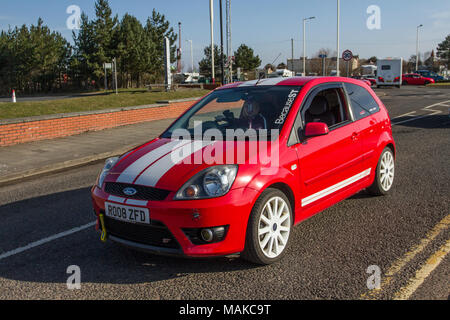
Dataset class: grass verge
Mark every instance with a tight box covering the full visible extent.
[427,83,450,87]
[0,89,209,120]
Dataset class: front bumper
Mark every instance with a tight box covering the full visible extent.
[108,235,185,257]
[91,186,259,257]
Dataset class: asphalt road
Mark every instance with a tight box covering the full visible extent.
[0,86,449,300]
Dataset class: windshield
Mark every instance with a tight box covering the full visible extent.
[161,85,302,141]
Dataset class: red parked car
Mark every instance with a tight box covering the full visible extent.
[402,73,435,85]
[362,76,377,86]
[91,77,396,265]
[351,76,373,87]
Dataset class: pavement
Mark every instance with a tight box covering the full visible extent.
[0,85,449,300]
[0,118,175,186]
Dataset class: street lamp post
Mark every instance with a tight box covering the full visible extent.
[186,40,194,73]
[336,0,340,77]
[209,0,215,84]
[177,22,182,74]
[416,24,423,72]
[303,16,315,76]
[219,0,225,84]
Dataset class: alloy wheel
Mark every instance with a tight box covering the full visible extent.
[380,151,395,191]
[257,196,291,259]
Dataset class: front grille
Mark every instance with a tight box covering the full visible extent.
[104,182,170,201]
[104,217,180,249]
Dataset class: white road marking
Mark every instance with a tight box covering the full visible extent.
[0,222,96,261]
[393,238,450,300]
[392,111,417,119]
[391,100,450,125]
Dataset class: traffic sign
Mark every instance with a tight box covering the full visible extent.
[342,50,353,62]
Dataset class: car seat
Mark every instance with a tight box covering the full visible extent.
[305,96,336,127]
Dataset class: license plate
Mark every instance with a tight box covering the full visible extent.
[387,80,392,83]
[105,202,150,225]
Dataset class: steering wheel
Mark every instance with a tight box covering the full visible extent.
[215,110,235,126]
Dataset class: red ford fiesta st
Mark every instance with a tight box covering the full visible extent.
[91,76,396,265]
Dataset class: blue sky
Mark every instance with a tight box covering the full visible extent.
[1,0,449,70]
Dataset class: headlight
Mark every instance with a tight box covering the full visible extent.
[96,157,119,189]
[174,165,238,200]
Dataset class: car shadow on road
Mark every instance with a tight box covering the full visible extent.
[348,189,373,200]
[0,187,260,286]
[392,115,450,129]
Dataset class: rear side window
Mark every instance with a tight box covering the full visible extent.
[344,83,380,121]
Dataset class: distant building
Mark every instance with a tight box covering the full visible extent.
[287,56,360,76]
[287,59,303,74]
[287,56,359,76]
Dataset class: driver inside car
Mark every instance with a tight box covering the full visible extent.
[239,95,267,130]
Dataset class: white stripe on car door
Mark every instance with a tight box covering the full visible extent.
[301,169,372,207]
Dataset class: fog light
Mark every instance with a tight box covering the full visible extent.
[183,225,229,245]
[200,229,214,242]
[214,226,225,239]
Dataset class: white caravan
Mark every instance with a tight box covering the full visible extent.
[377,58,403,88]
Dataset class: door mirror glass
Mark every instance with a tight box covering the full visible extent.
[304,122,329,137]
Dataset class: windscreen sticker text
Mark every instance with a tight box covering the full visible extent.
[275,89,299,125]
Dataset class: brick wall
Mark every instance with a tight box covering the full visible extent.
[0,100,195,147]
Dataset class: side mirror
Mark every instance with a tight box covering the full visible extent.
[304,122,329,138]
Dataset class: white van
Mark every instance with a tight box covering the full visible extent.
[377,58,403,88]
[267,69,295,78]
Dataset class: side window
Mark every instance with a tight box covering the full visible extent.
[303,87,350,129]
[344,83,380,121]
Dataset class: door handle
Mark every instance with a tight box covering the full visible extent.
[351,132,360,141]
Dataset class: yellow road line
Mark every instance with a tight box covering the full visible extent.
[360,214,450,300]
[393,238,450,300]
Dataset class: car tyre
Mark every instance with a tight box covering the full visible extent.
[368,147,395,196]
[241,188,293,265]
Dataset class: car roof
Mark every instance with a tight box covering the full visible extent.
[216,76,358,90]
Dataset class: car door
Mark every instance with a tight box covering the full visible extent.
[403,74,411,84]
[292,83,365,213]
[343,82,381,170]
[412,74,421,85]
